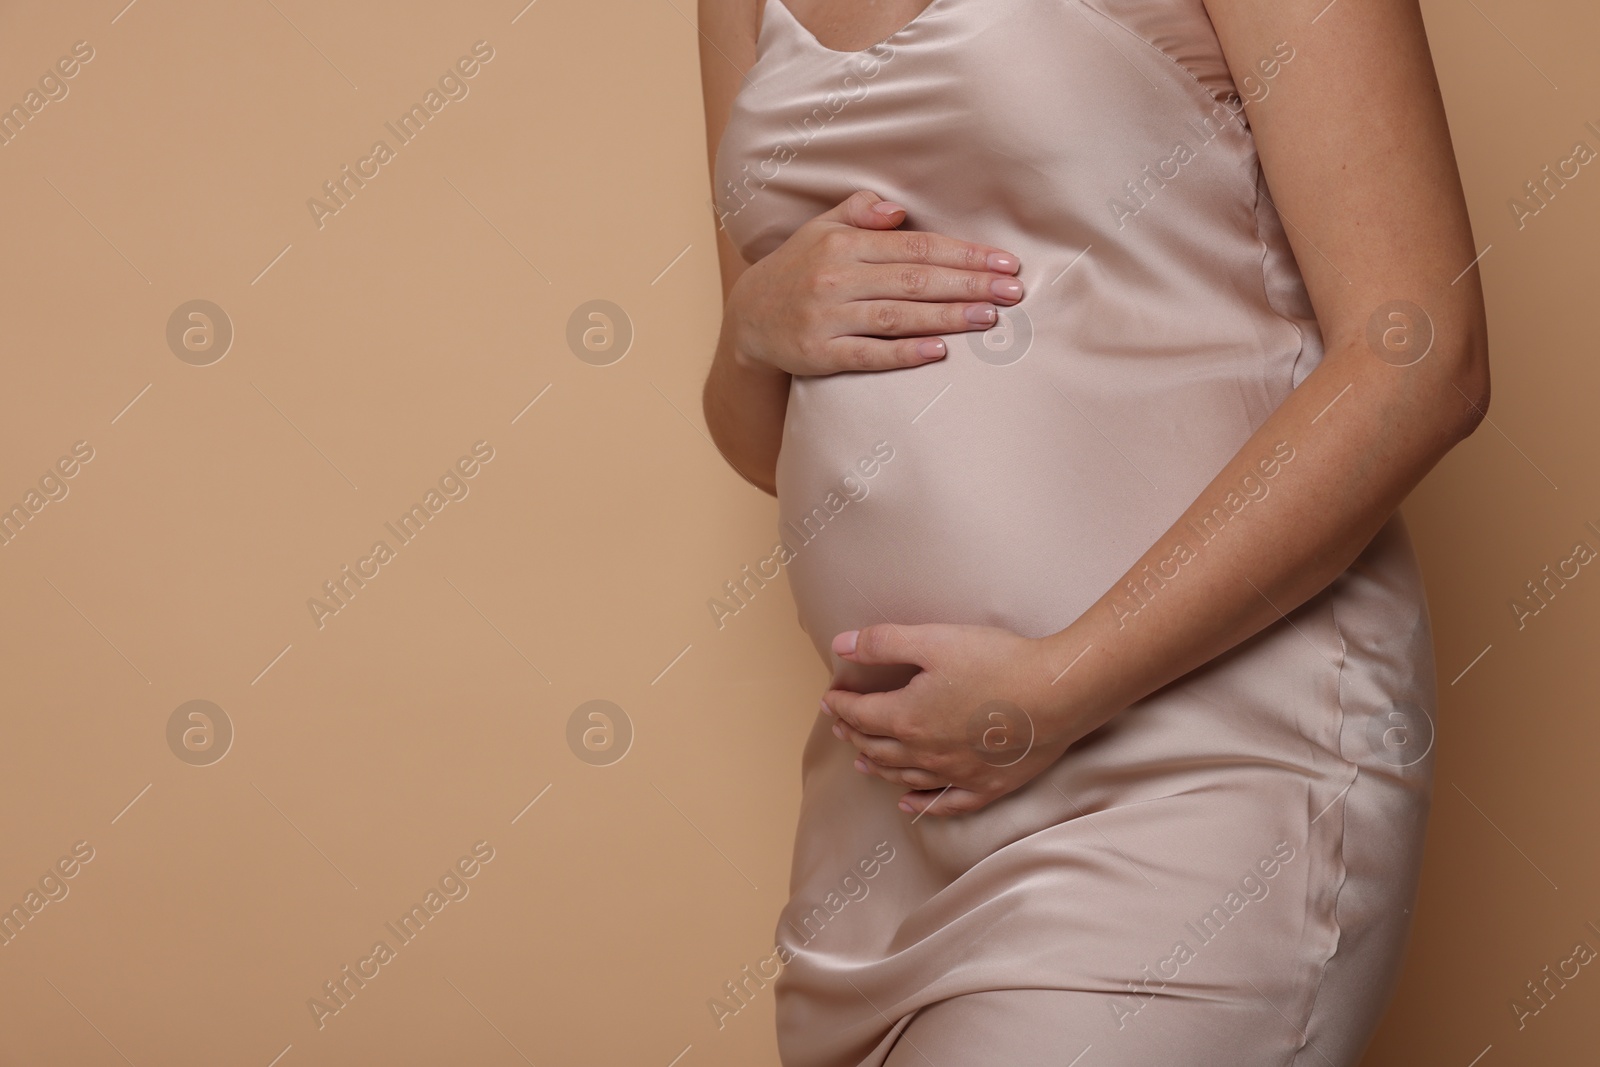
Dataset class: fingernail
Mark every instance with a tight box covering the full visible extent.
[990,278,1023,301]
[987,252,1019,273]
[832,630,859,655]
[898,801,915,813]
[873,201,905,216]
[965,304,998,324]
[833,723,845,740]
[854,758,870,773]
[819,699,834,717]
[916,339,946,360]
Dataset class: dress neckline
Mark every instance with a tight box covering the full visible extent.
[762,0,952,56]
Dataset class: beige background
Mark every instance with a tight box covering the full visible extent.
[0,1,1593,1064]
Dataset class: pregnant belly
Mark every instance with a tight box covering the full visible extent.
[773,345,1271,677]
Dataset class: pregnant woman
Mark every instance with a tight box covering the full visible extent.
[699,0,1487,1063]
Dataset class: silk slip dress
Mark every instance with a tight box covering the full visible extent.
[711,0,1437,1063]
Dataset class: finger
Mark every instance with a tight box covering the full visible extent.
[817,334,951,372]
[832,717,916,767]
[823,688,899,737]
[853,226,1022,277]
[841,298,1003,341]
[815,188,909,230]
[844,263,1025,309]
[856,758,945,790]
[898,786,989,817]
[832,623,934,670]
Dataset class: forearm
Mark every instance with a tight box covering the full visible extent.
[702,304,790,496]
[1038,335,1488,729]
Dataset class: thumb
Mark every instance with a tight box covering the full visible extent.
[817,189,907,230]
[900,785,986,817]
[832,622,929,668]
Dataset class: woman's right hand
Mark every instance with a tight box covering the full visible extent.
[724,189,1026,377]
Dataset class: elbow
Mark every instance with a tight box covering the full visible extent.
[1446,331,1491,441]
[726,452,779,497]
[702,382,779,497]
[699,377,718,441]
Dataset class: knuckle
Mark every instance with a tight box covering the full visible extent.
[899,230,932,263]
[896,265,931,296]
[868,302,903,333]
[817,228,852,259]
[809,266,841,295]
[843,342,877,371]
[888,711,920,743]
[801,336,835,371]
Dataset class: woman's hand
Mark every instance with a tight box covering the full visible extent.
[725,189,1026,377]
[818,623,1111,817]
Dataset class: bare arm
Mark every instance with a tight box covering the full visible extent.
[698,0,788,495]
[1035,0,1491,722]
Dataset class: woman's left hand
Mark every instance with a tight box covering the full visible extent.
[820,622,1103,817]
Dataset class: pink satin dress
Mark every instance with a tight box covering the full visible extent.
[711,1,1437,1063]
